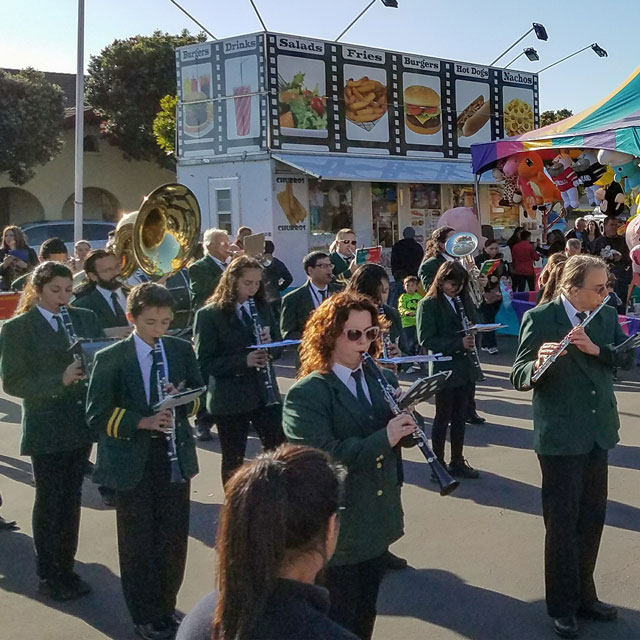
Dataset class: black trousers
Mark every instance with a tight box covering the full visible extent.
[31,445,90,582]
[479,300,501,348]
[432,383,474,462]
[512,273,536,292]
[324,554,387,640]
[216,404,285,484]
[538,446,608,618]
[116,439,190,625]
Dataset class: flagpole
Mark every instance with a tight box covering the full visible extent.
[74,0,85,245]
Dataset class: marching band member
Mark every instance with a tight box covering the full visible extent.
[193,256,285,485]
[86,282,203,640]
[188,228,231,311]
[280,251,340,341]
[416,261,480,479]
[511,255,635,639]
[0,262,103,600]
[283,291,416,640]
[417,225,455,291]
[329,228,357,283]
[177,445,357,640]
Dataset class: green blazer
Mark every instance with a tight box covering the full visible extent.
[416,294,477,388]
[283,370,404,566]
[280,281,341,340]
[329,252,351,280]
[193,300,282,416]
[188,255,224,310]
[86,334,203,491]
[510,298,635,456]
[10,271,29,291]
[72,286,129,329]
[418,254,446,291]
[0,306,104,455]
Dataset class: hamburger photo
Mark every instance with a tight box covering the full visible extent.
[404,85,442,135]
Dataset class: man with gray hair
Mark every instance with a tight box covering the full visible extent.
[565,238,582,257]
[188,228,231,310]
[565,217,586,242]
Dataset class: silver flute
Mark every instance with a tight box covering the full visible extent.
[531,295,610,383]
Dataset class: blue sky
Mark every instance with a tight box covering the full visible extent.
[2,0,638,114]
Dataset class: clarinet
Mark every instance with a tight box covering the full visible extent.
[59,305,84,370]
[454,296,486,382]
[153,338,185,484]
[361,353,459,496]
[379,305,392,359]
[248,297,281,407]
[531,295,610,383]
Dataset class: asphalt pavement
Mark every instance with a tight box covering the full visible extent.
[1,335,639,639]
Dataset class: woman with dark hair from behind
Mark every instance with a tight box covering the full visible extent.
[176,444,357,640]
[510,229,540,292]
[0,225,38,290]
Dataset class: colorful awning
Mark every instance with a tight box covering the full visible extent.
[471,66,640,174]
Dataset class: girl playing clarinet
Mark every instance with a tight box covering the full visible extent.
[0,261,103,601]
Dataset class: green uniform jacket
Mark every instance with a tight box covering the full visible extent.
[193,300,282,416]
[72,286,129,329]
[510,298,635,456]
[418,254,446,291]
[0,306,104,455]
[10,271,28,291]
[188,255,224,310]
[329,252,351,280]
[280,282,341,340]
[86,335,203,491]
[283,370,404,566]
[416,294,478,388]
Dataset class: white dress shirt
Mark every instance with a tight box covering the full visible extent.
[208,254,227,272]
[37,305,63,332]
[133,333,169,404]
[561,295,589,327]
[236,301,252,324]
[331,362,372,404]
[444,293,459,315]
[309,281,329,308]
[97,285,128,318]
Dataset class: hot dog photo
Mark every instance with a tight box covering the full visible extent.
[455,80,492,144]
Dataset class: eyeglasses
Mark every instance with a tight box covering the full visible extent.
[343,326,380,342]
[341,240,357,245]
[580,285,608,295]
[314,262,333,269]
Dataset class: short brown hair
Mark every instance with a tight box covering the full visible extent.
[126,282,175,318]
[403,275,419,287]
[559,254,607,296]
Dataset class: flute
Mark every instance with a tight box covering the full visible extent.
[361,353,459,496]
[531,295,610,383]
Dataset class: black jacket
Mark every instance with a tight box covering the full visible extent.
[391,238,424,278]
[176,579,358,640]
[262,256,293,303]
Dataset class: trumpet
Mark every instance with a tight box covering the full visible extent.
[454,296,486,382]
[248,297,281,407]
[531,295,610,383]
[362,354,459,496]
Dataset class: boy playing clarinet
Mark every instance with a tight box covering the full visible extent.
[87,282,203,640]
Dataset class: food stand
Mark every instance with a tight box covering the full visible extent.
[176,33,539,283]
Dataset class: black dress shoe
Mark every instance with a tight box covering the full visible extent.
[449,458,480,479]
[578,600,618,621]
[384,550,408,570]
[133,622,173,640]
[553,616,579,638]
[38,578,79,602]
[0,515,18,530]
[64,572,92,597]
[466,414,486,424]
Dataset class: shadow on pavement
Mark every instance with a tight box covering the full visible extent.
[377,567,640,640]
[189,500,222,548]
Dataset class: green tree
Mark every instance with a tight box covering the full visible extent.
[540,108,573,127]
[86,29,205,167]
[153,94,178,157]
[0,68,65,185]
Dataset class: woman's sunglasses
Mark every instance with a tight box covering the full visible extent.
[343,326,380,342]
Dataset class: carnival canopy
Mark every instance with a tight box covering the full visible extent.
[471,66,640,174]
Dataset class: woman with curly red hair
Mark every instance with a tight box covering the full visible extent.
[283,291,416,640]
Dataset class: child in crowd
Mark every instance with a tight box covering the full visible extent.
[398,276,422,371]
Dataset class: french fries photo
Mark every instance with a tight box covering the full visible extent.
[344,76,387,127]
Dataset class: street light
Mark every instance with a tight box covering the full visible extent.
[490,22,548,66]
[335,0,398,42]
[168,0,217,40]
[504,47,540,69]
[249,0,268,31]
[538,43,608,73]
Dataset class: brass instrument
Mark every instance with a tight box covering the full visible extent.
[248,297,281,406]
[531,295,610,383]
[114,183,201,279]
[362,354,459,496]
[454,296,486,382]
[445,232,484,308]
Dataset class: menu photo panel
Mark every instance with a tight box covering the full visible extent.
[499,69,538,139]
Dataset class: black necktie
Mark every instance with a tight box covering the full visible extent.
[576,311,588,323]
[240,304,253,328]
[52,315,70,344]
[351,370,371,406]
[320,289,327,300]
[111,291,128,326]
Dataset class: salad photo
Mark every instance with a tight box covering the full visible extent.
[278,71,327,133]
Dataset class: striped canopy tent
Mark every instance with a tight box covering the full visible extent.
[471,66,640,174]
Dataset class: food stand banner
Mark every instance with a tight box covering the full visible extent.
[177,33,539,159]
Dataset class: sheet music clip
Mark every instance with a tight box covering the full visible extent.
[397,371,452,409]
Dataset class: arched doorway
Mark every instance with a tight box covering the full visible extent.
[0,187,44,228]
[61,187,120,222]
